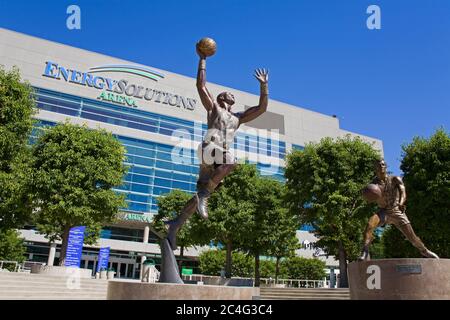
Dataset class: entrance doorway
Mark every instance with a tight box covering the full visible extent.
[81,255,137,279]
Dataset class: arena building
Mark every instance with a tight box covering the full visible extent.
[0,28,383,280]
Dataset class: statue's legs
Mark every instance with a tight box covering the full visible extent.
[166,195,198,250]
[359,213,381,261]
[196,148,237,219]
[396,223,439,259]
[165,145,237,251]
[196,163,237,218]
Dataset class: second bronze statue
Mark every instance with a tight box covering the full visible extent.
[165,38,270,250]
[359,159,439,260]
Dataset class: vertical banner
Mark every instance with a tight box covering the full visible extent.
[64,226,86,267]
[96,247,111,273]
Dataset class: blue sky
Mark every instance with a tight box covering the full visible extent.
[1,0,449,175]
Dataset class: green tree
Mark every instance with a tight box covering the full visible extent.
[0,67,36,230]
[285,136,380,287]
[153,189,206,272]
[281,256,326,282]
[258,259,289,279]
[239,177,297,287]
[198,249,254,277]
[230,251,254,277]
[368,229,385,259]
[259,259,276,278]
[198,249,226,276]
[199,164,258,278]
[383,129,450,258]
[0,229,26,268]
[266,205,300,282]
[29,122,127,266]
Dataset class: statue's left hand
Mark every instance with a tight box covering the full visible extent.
[254,68,269,84]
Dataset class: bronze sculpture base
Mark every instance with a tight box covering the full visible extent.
[348,258,450,300]
[106,282,260,300]
[159,238,184,284]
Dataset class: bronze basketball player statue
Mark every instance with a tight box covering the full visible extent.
[359,159,439,260]
[165,38,269,251]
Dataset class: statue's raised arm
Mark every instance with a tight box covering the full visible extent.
[238,68,269,124]
[196,42,215,112]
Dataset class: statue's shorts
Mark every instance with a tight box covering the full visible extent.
[196,142,236,191]
[377,208,411,227]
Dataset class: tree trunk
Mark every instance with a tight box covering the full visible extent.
[275,256,281,282]
[254,253,260,287]
[178,245,184,276]
[58,226,71,266]
[225,241,232,278]
[338,241,349,288]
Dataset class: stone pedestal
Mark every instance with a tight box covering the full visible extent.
[348,258,450,300]
[107,281,260,300]
[31,265,93,279]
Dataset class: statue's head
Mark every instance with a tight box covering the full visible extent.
[217,92,235,107]
[374,159,387,177]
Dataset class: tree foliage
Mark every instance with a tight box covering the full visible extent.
[197,163,298,282]
[29,122,127,265]
[198,249,323,280]
[0,66,36,230]
[281,256,326,280]
[259,259,289,279]
[153,189,205,249]
[0,229,26,265]
[239,177,299,286]
[383,129,450,258]
[198,163,258,278]
[285,135,380,287]
[198,249,254,277]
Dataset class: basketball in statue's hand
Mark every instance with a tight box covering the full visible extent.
[196,37,217,57]
[362,184,382,203]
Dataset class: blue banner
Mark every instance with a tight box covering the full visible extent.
[64,226,86,267]
[96,247,111,272]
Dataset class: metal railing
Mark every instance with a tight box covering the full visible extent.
[181,274,331,288]
[0,261,21,272]
[0,260,46,273]
[261,278,330,288]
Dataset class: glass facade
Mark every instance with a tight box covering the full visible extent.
[292,144,305,151]
[31,87,299,215]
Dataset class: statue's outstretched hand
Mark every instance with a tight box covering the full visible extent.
[254,68,269,84]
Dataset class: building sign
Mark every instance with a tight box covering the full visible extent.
[120,213,153,224]
[181,268,193,275]
[64,226,86,267]
[42,61,197,110]
[96,247,111,272]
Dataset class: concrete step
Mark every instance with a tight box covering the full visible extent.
[260,291,350,296]
[260,291,349,296]
[259,288,350,300]
[260,293,350,298]
[0,286,107,294]
[0,289,106,297]
[260,288,349,291]
[0,294,106,300]
[260,296,350,300]
[260,292,350,296]
[0,272,109,300]
[0,280,108,287]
